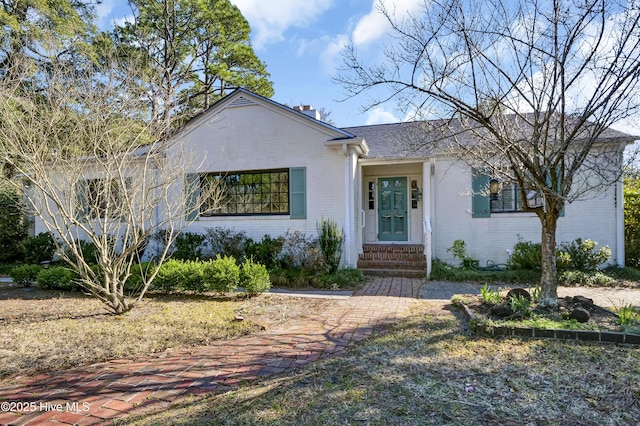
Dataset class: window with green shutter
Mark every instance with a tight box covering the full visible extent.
[195,167,306,219]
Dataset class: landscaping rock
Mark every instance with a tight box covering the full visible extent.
[490,304,514,318]
[506,287,532,301]
[572,295,595,308]
[569,307,591,323]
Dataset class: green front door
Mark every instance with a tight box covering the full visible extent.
[378,177,408,241]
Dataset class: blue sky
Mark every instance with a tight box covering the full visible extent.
[95,0,421,128]
[95,0,639,136]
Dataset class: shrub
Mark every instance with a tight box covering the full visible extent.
[277,230,323,271]
[21,233,57,264]
[124,262,157,294]
[205,227,251,259]
[245,235,284,270]
[317,218,344,273]
[559,238,611,271]
[173,232,206,261]
[509,238,542,270]
[559,270,617,287]
[153,259,187,293]
[37,267,78,291]
[240,258,271,295]
[9,264,42,287]
[64,239,100,265]
[0,188,28,262]
[154,259,208,293]
[203,255,240,293]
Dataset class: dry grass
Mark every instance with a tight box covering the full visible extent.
[0,283,336,382]
[122,303,640,426]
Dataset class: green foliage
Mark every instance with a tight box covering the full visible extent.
[480,284,501,304]
[509,238,542,270]
[21,233,57,264]
[245,235,284,270]
[205,227,251,260]
[124,262,157,294]
[37,267,78,291]
[559,270,617,287]
[64,240,100,265]
[115,0,273,124]
[510,237,610,271]
[430,259,541,284]
[173,232,206,261]
[625,177,640,267]
[240,258,271,295]
[317,218,344,274]
[602,266,640,281]
[154,259,190,293]
[447,239,468,261]
[508,295,532,316]
[9,264,42,287]
[0,188,28,262]
[559,238,611,271]
[269,267,365,290]
[615,303,639,327]
[203,255,240,293]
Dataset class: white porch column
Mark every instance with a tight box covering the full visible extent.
[423,160,433,277]
[343,146,358,268]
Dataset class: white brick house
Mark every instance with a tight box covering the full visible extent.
[35,88,634,276]
[169,88,636,275]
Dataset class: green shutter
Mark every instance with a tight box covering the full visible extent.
[74,180,88,222]
[472,169,491,218]
[185,173,200,221]
[289,167,306,219]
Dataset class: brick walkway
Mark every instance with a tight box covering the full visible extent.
[0,277,422,425]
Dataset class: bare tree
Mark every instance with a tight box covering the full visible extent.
[0,58,222,314]
[337,0,640,306]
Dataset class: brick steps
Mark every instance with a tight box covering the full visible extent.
[358,244,426,278]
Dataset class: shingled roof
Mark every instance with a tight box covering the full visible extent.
[342,116,638,160]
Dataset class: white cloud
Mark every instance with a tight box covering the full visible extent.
[352,0,423,47]
[231,0,334,49]
[319,34,349,73]
[365,106,399,125]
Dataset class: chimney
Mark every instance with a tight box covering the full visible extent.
[293,105,321,121]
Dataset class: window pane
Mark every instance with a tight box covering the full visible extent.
[200,169,289,216]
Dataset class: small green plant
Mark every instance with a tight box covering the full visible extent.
[615,303,638,326]
[447,239,477,269]
[240,258,271,295]
[509,294,532,316]
[9,264,42,287]
[480,283,502,304]
[317,218,344,274]
[37,266,78,291]
[529,284,541,303]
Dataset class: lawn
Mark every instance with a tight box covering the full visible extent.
[0,283,337,382]
[120,302,640,426]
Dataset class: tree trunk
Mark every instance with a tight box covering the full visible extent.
[539,211,559,307]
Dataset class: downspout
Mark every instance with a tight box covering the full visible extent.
[423,159,433,277]
[616,150,625,266]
